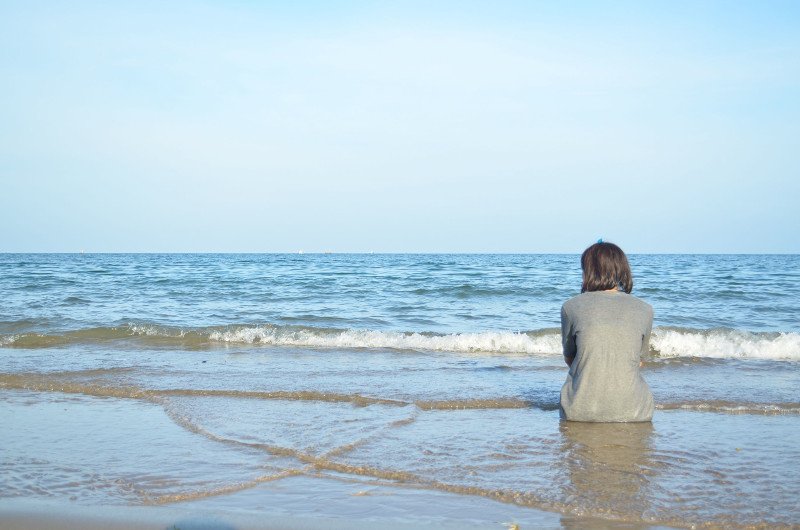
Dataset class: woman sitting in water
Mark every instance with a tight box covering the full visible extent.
[560,241,654,422]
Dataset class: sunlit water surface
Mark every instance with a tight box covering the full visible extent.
[2,254,799,528]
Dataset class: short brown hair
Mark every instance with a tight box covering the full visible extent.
[581,242,633,293]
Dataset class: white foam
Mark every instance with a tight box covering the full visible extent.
[128,324,189,338]
[0,334,18,347]
[651,328,800,360]
[4,323,799,360]
[208,327,562,355]
[210,326,800,360]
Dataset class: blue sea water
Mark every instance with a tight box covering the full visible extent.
[1,253,798,355]
[1,253,799,528]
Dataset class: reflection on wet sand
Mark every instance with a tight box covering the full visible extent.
[559,421,656,529]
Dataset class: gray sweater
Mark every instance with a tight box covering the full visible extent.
[560,291,654,422]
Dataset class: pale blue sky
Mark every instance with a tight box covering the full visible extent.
[1,1,798,252]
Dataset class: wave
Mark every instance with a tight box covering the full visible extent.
[0,324,563,355]
[1,323,799,360]
[0,373,407,407]
[207,326,562,354]
[650,327,800,360]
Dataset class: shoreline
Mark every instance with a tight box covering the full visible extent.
[0,478,567,530]
[0,494,679,530]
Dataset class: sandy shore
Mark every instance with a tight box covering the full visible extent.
[0,502,442,530]
[0,474,569,530]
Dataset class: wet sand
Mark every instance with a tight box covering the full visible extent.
[3,332,799,528]
[1,476,682,530]
[8,375,796,528]
[0,476,567,530]
[0,382,691,529]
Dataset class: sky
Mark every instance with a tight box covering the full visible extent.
[1,1,798,253]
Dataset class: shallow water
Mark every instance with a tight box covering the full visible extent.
[2,254,799,528]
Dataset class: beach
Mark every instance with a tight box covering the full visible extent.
[2,253,799,528]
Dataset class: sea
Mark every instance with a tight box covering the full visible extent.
[1,253,799,528]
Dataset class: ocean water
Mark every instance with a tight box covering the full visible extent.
[1,253,799,528]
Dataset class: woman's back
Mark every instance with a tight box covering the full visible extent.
[560,291,654,422]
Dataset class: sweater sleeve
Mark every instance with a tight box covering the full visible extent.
[561,304,577,358]
[640,306,654,357]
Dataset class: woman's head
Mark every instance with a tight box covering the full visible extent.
[581,242,633,293]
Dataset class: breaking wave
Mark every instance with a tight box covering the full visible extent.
[1,323,798,360]
[650,327,800,360]
[207,326,561,354]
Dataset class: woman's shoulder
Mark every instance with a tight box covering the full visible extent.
[626,293,654,314]
[561,292,598,315]
[561,293,585,312]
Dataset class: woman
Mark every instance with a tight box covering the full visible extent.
[560,241,654,422]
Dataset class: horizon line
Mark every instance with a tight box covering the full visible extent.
[2,251,798,256]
